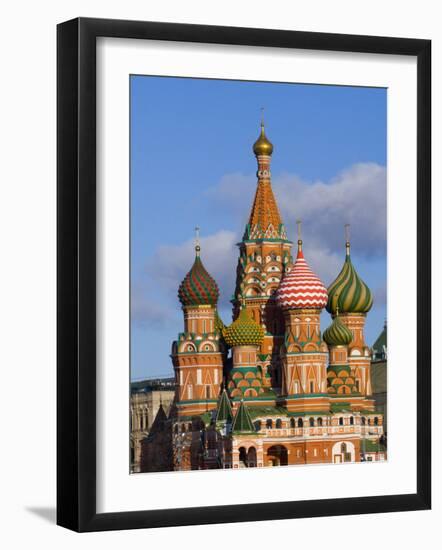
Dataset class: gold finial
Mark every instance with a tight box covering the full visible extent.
[344,223,350,256]
[296,219,303,252]
[253,110,273,156]
[195,226,201,256]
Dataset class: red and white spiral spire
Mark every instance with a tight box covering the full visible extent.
[276,221,328,310]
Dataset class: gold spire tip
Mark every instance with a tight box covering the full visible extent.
[296,220,303,250]
[344,223,350,255]
[194,226,201,256]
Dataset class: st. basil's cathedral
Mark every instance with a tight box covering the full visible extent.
[140,122,386,472]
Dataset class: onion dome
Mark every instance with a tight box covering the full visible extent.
[178,240,219,307]
[223,307,264,347]
[253,122,273,156]
[276,238,328,310]
[323,314,353,346]
[326,241,373,314]
[214,311,225,334]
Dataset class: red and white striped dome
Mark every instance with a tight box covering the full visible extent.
[276,247,328,310]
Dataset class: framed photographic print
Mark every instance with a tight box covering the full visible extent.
[57,17,431,532]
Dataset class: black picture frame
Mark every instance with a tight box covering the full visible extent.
[57,17,431,532]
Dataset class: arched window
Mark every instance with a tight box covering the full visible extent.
[266,419,273,429]
[255,420,262,431]
[339,417,344,426]
[298,418,303,428]
[239,447,247,466]
[361,416,366,425]
[174,425,178,434]
[276,419,282,429]
[290,418,296,429]
[341,442,347,453]
[247,447,257,468]
[309,417,315,427]
[350,416,354,425]
[374,417,379,425]
[317,417,323,427]
[181,423,186,433]
[188,422,192,432]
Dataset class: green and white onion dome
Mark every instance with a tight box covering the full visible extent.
[326,244,373,314]
[323,315,353,346]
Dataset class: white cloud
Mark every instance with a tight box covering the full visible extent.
[373,283,387,308]
[133,163,386,326]
[146,230,239,308]
[275,163,386,256]
[205,162,387,258]
[131,282,177,329]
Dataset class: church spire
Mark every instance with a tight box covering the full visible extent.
[245,117,287,241]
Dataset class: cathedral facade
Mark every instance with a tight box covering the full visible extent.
[140,122,386,472]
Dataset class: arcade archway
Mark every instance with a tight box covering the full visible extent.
[267,445,288,466]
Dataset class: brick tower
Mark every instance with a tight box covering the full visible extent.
[275,224,329,414]
[232,118,293,390]
[172,231,224,418]
[326,227,375,410]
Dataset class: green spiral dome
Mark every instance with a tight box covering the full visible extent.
[223,308,264,347]
[326,250,373,314]
[178,253,219,307]
[323,315,353,346]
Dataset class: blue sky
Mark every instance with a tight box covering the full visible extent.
[130,76,387,381]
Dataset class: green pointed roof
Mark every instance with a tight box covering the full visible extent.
[323,315,353,346]
[223,307,264,347]
[215,389,233,424]
[373,322,387,352]
[232,401,256,434]
[326,243,373,314]
[148,404,168,434]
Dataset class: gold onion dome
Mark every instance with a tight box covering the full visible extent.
[253,122,273,156]
[323,314,353,346]
[178,246,219,307]
[223,307,264,347]
[326,241,373,315]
